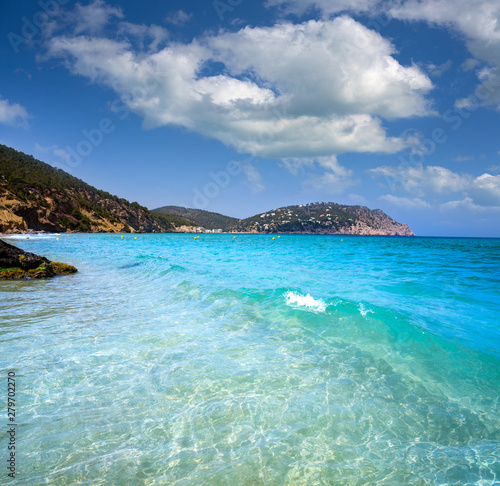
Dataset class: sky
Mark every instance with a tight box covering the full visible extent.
[1,0,500,236]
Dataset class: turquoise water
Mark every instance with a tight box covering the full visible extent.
[1,233,499,485]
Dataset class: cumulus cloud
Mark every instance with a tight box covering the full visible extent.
[469,173,500,206]
[0,97,31,128]
[209,18,433,120]
[388,0,500,45]
[43,7,433,159]
[370,163,500,207]
[389,0,500,108]
[267,0,500,109]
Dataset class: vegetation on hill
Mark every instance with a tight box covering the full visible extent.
[0,144,146,209]
[150,211,196,228]
[153,205,238,231]
[229,202,414,236]
[0,144,173,233]
[0,145,413,236]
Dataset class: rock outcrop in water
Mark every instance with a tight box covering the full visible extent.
[0,239,77,279]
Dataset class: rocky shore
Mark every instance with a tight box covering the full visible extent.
[0,239,77,279]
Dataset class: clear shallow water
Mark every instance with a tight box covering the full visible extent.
[1,233,499,485]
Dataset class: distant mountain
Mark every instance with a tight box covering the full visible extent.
[0,144,173,234]
[229,202,414,236]
[0,144,414,236]
[149,211,196,229]
[153,205,239,231]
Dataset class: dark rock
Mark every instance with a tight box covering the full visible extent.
[0,239,50,269]
[50,262,78,276]
[0,239,77,279]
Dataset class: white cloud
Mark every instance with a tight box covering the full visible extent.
[426,60,453,77]
[74,0,124,34]
[388,0,500,109]
[285,156,358,193]
[370,163,500,208]
[469,173,500,206]
[42,1,166,53]
[267,0,500,109]
[455,97,478,109]
[440,197,500,212]
[388,0,500,44]
[379,194,432,209]
[265,0,377,16]
[43,10,433,159]
[0,97,31,128]
[461,58,480,72]
[369,164,469,196]
[117,23,168,52]
[209,18,433,120]
[165,10,193,26]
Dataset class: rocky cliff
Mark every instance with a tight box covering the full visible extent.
[0,144,172,234]
[229,202,414,236]
[1,145,415,236]
[0,186,174,234]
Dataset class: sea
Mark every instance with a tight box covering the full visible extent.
[1,233,499,485]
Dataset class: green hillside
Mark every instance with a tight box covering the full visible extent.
[0,144,172,233]
[153,205,238,231]
[229,202,414,236]
[0,144,145,209]
[150,211,196,228]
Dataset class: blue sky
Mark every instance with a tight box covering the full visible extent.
[1,0,500,236]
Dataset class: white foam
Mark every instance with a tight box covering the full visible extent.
[284,291,327,313]
[358,303,374,317]
[2,234,60,240]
